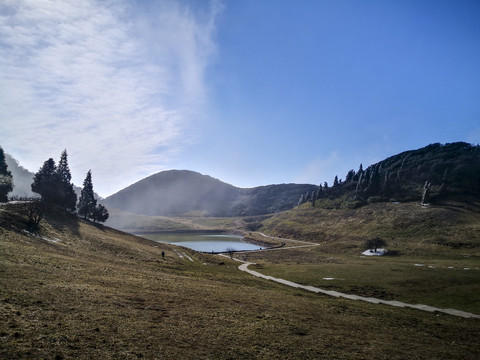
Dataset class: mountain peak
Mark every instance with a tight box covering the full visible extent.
[104,170,317,216]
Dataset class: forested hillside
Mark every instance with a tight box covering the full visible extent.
[308,142,480,209]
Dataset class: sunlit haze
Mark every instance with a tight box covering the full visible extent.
[1,0,479,197]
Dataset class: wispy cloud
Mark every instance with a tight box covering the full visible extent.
[293,152,341,186]
[0,0,221,196]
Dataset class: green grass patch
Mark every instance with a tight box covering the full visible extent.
[257,254,480,313]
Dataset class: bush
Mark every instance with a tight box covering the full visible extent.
[365,237,386,252]
[24,199,48,233]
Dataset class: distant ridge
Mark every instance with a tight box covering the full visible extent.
[104,142,480,217]
[5,153,35,198]
[104,170,318,217]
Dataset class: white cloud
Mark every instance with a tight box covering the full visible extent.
[0,0,221,196]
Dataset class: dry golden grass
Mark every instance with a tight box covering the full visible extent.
[262,201,480,255]
[247,201,480,313]
[1,203,479,359]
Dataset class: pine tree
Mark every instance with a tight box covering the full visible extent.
[57,150,72,183]
[0,146,13,202]
[56,150,77,211]
[333,175,339,187]
[78,170,97,219]
[93,204,109,223]
[353,163,363,181]
[32,158,60,204]
[345,169,356,182]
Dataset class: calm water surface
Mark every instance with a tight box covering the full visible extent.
[138,233,264,253]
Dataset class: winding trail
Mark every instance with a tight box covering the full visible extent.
[222,231,480,319]
[237,262,480,319]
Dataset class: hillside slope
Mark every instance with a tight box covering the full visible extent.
[260,201,480,256]
[315,142,480,208]
[1,203,479,359]
[104,170,317,217]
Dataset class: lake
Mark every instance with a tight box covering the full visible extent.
[137,232,264,253]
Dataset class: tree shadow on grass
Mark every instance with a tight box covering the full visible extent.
[44,206,81,237]
[385,249,401,256]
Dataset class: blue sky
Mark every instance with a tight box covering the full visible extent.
[1,0,479,197]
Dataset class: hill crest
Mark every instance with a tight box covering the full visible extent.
[105,142,480,217]
[104,170,317,217]
[313,142,480,208]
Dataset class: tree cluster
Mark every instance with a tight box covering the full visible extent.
[312,142,480,207]
[31,151,77,211]
[31,150,108,223]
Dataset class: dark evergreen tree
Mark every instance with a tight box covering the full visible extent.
[31,158,61,204]
[333,176,339,187]
[354,163,364,181]
[78,170,97,219]
[93,204,109,223]
[0,146,13,202]
[57,150,72,183]
[56,150,77,211]
[345,169,355,182]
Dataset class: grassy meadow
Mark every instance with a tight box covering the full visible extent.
[247,201,480,313]
[1,202,479,359]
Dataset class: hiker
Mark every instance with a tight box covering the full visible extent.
[161,251,165,259]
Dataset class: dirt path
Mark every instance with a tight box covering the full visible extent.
[219,232,480,319]
[256,232,316,245]
[233,231,320,254]
[236,261,480,319]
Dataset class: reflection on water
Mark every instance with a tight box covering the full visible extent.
[137,232,263,253]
